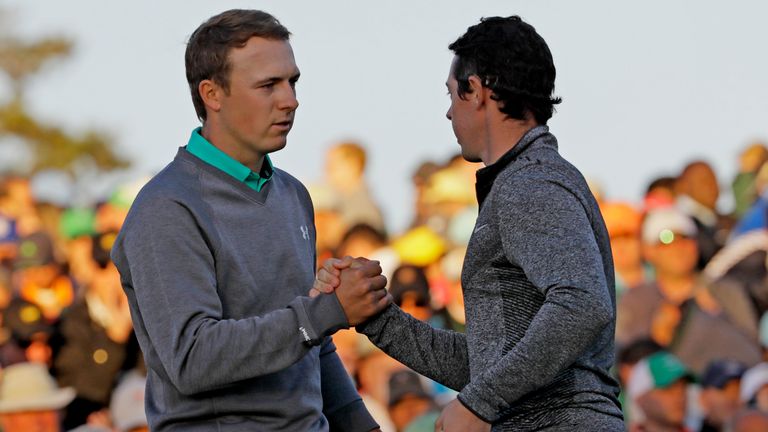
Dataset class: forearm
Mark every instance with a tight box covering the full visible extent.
[135,288,347,395]
[458,285,613,422]
[356,304,470,391]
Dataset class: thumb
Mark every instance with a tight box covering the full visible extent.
[333,255,355,270]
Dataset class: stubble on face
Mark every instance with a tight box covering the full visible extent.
[213,37,300,169]
[446,57,482,164]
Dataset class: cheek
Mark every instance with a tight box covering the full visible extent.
[680,242,699,262]
[229,94,269,120]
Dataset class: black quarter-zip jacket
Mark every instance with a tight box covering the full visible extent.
[358,126,624,431]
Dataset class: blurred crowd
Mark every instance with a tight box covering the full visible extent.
[0,139,767,432]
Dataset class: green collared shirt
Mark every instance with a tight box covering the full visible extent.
[186,128,274,192]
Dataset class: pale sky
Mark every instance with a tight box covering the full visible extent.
[2,0,767,232]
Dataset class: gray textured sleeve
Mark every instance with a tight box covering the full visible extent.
[356,304,471,391]
[319,338,379,432]
[112,196,349,396]
[457,178,614,422]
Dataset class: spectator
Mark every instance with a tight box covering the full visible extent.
[616,339,663,426]
[356,349,405,432]
[336,223,399,281]
[13,231,74,322]
[387,370,438,432]
[726,409,768,432]
[2,298,53,366]
[389,265,432,322]
[0,177,36,228]
[0,362,75,432]
[740,363,768,411]
[700,231,767,340]
[731,143,768,219]
[434,247,466,332]
[627,351,692,432]
[730,162,768,240]
[0,211,18,263]
[615,208,758,373]
[419,156,478,237]
[409,161,440,228]
[601,201,649,296]
[616,207,703,347]
[323,141,385,233]
[307,183,347,264]
[675,161,729,269]
[699,359,748,432]
[332,328,366,377]
[54,231,136,429]
[110,370,148,432]
[644,176,678,212]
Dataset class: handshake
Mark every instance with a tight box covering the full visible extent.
[310,256,392,326]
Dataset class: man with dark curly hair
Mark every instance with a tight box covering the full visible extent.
[351,16,625,431]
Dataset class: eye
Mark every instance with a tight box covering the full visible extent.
[260,82,275,90]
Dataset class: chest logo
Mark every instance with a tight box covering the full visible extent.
[300,225,310,240]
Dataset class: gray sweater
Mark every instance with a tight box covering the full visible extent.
[358,126,624,431]
[112,148,377,431]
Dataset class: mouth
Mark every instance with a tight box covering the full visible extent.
[272,120,293,131]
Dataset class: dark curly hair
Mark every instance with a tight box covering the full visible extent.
[449,16,561,125]
[185,10,291,122]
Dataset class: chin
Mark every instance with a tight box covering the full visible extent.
[268,138,288,153]
[460,148,482,164]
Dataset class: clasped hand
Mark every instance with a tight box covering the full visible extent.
[311,256,391,326]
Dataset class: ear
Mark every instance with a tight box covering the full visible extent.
[466,75,485,109]
[199,79,223,115]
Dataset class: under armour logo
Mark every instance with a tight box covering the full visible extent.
[300,225,309,240]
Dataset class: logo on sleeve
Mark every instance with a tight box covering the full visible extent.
[299,326,311,342]
[300,225,310,240]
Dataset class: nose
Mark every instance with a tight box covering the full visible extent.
[279,84,299,112]
[446,106,452,120]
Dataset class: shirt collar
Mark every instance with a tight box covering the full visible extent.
[186,127,273,183]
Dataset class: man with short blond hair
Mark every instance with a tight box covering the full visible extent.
[112,9,387,431]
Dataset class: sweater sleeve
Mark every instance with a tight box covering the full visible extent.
[319,337,379,432]
[356,304,471,391]
[457,178,614,422]
[111,196,349,396]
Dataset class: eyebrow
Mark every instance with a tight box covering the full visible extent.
[256,71,301,85]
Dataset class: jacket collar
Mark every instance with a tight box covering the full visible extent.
[475,125,554,207]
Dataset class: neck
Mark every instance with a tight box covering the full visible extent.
[656,273,696,304]
[201,122,265,172]
[483,115,538,165]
